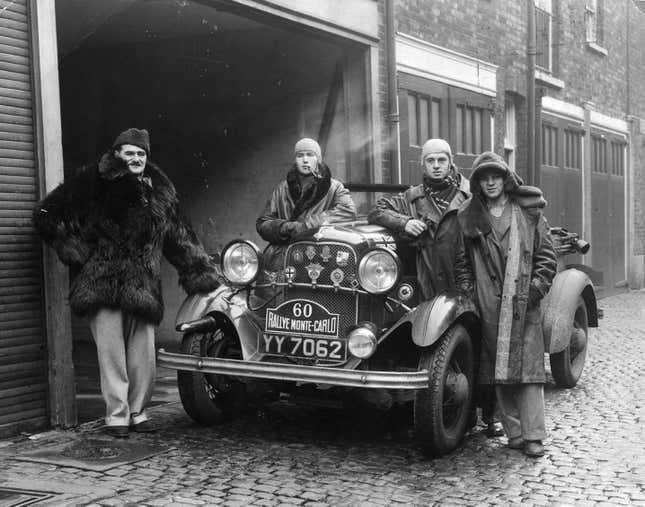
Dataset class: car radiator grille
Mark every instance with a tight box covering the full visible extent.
[284,242,357,289]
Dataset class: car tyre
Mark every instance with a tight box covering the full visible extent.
[550,296,588,388]
[414,323,474,457]
[177,327,247,425]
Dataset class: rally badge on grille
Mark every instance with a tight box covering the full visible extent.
[330,268,344,287]
[336,250,349,267]
[305,263,323,285]
[321,245,331,263]
[305,245,316,261]
[285,266,296,284]
[292,249,304,263]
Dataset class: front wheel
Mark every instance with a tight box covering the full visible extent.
[414,323,474,457]
[550,297,589,388]
[177,323,247,425]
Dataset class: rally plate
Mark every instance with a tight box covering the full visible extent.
[262,299,345,360]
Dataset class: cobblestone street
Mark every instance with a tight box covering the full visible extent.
[0,291,644,506]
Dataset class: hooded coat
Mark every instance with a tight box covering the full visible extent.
[457,153,557,384]
[33,152,219,325]
[256,162,356,270]
[367,168,472,300]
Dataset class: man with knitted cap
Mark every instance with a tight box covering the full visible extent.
[34,128,219,438]
[368,138,472,300]
[257,137,356,277]
[457,151,556,457]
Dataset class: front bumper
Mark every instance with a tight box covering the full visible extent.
[157,349,429,389]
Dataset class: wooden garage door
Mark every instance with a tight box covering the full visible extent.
[590,132,627,296]
[0,0,49,437]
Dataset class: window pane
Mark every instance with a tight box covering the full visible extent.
[535,8,551,70]
[431,100,440,138]
[474,108,482,153]
[465,107,473,154]
[408,94,418,147]
[456,105,464,153]
[419,98,429,143]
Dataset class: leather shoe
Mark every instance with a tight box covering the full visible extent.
[485,421,504,437]
[131,420,157,433]
[524,440,545,457]
[507,436,525,449]
[103,425,129,438]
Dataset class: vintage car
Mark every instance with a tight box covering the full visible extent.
[157,206,599,456]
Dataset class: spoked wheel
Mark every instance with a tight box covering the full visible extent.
[177,323,247,425]
[414,323,474,457]
[550,297,589,388]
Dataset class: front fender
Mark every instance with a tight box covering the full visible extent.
[175,285,263,360]
[384,293,478,348]
[542,268,597,353]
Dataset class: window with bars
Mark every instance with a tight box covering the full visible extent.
[591,136,607,173]
[564,129,582,169]
[585,0,604,46]
[610,141,624,176]
[455,104,485,155]
[407,93,441,147]
[535,6,552,71]
[542,123,558,166]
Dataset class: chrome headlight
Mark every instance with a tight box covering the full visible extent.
[221,240,260,285]
[357,248,400,294]
[348,322,378,359]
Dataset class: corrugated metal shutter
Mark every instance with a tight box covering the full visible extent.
[0,0,49,437]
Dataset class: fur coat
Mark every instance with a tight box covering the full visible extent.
[33,153,219,324]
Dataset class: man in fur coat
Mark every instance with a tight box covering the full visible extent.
[33,128,219,438]
[256,138,356,274]
[457,151,557,457]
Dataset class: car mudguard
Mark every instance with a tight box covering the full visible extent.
[380,293,479,348]
[175,285,263,360]
[542,268,598,354]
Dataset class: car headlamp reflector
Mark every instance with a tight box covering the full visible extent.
[358,249,400,294]
[348,323,377,359]
[221,240,260,285]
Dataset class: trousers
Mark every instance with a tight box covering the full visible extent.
[495,383,546,441]
[89,308,156,426]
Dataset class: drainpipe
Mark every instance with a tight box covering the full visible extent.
[386,0,401,183]
[527,0,537,185]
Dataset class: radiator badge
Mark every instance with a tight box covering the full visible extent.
[330,268,345,287]
[305,245,317,261]
[285,266,296,283]
[336,250,349,267]
[292,249,304,264]
[305,263,323,284]
[321,245,331,263]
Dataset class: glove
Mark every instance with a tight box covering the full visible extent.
[528,285,542,308]
[280,221,307,239]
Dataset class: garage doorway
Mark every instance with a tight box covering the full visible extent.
[55,0,375,414]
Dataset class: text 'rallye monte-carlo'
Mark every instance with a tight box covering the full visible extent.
[157,216,599,456]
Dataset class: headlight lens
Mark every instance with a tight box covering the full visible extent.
[348,323,378,359]
[358,249,400,294]
[221,241,260,285]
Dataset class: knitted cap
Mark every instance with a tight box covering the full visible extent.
[294,137,322,162]
[421,138,452,162]
[112,128,151,155]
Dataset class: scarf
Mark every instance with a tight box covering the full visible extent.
[423,168,460,213]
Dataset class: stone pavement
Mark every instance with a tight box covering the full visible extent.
[0,291,644,506]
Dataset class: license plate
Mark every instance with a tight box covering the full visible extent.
[263,299,344,360]
[261,334,347,360]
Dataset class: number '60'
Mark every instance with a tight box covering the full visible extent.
[292,302,313,318]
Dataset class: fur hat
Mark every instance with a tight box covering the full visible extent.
[294,138,322,162]
[421,138,452,162]
[112,128,151,155]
